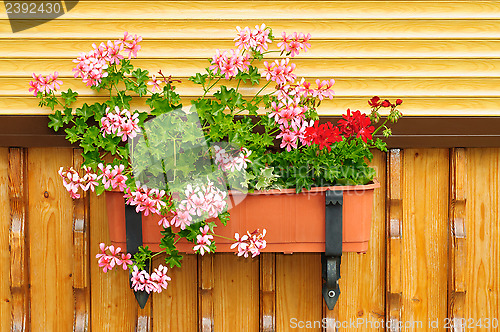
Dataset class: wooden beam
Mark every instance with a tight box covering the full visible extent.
[8,148,30,332]
[260,253,276,332]
[448,148,467,331]
[386,149,403,331]
[71,149,90,332]
[198,255,214,332]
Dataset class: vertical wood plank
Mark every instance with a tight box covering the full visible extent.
[90,192,138,331]
[276,253,323,331]
[137,296,152,332]
[402,149,449,330]
[152,254,198,332]
[260,253,276,332]
[386,149,403,331]
[71,149,90,332]
[329,150,386,332]
[199,254,214,332]
[465,148,499,331]
[0,149,13,332]
[8,148,30,332]
[28,148,74,331]
[213,253,259,332]
[449,148,467,331]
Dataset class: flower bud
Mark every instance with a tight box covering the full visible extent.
[381,100,391,107]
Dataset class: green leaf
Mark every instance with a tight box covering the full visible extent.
[120,60,134,74]
[61,89,78,106]
[62,107,73,124]
[82,150,101,169]
[218,211,230,226]
[132,68,150,85]
[189,73,208,86]
[48,110,64,132]
[65,126,79,143]
[165,250,183,268]
[75,103,93,121]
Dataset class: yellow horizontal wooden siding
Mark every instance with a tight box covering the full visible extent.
[1,1,500,116]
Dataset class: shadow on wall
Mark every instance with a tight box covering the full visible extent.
[4,0,79,33]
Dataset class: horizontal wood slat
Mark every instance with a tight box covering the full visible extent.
[6,77,500,98]
[4,58,500,78]
[3,96,500,116]
[2,20,500,39]
[3,40,500,59]
[2,1,500,20]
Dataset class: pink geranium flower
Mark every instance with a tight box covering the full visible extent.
[263,58,296,86]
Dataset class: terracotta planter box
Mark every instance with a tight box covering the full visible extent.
[106,180,380,254]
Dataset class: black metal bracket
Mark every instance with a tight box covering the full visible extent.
[322,190,343,310]
[125,202,150,309]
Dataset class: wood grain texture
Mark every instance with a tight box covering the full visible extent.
[387,149,403,331]
[449,148,467,331]
[2,1,500,20]
[0,149,12,332]
[27,148,73,331]
[7,148,30,332]
[2,19,499,39]
[213,253,259,332]
[6,58,500,78]
[71,149,90,332]
[7,77,500,98]
[276,253,323,331]
[137,294,152,332]
[330,150,386,331]
[465,148,500,330]
[260,253,276,332]
[4,39,500,59]
[89,192,138,332]
[198,255,214,332]
[152,254,198,332]
[402,149,449,330]
[4,96,500,116]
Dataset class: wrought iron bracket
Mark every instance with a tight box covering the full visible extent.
[322,190,343,310]
[125,202,150,309]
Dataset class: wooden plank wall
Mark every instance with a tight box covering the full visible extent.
[1,1,500,331]
[1,1,500,116]
[0,147,499,331]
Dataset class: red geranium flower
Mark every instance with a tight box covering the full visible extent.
[303,121,342,151]
[368,96,381,107]
[337,109,375,143]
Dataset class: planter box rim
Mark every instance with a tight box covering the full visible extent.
[107,179,380,196]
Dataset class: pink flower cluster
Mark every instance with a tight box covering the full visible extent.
[98,163,128,191]
[213,146,252,172]
[193,225,214,255]
[277,32,312,57]
[209,49,251,80]
[131,265,171,293]
[313,79,335,101]
[161,181,227,230]
[29,72,63,96]
[231,229,267,258]
[234,24,272,53]
[73,32,142,87]
[122,32,142,59]
[100,106,141,142]
[95,243,133,273]
[124,184,167,216]
[58,165,99,199]
[263,58,297,86]
[268,78,335,152]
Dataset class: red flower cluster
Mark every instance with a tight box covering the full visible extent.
[337,109,375,143]
[303,121,343,151]
[369,96,402,108]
